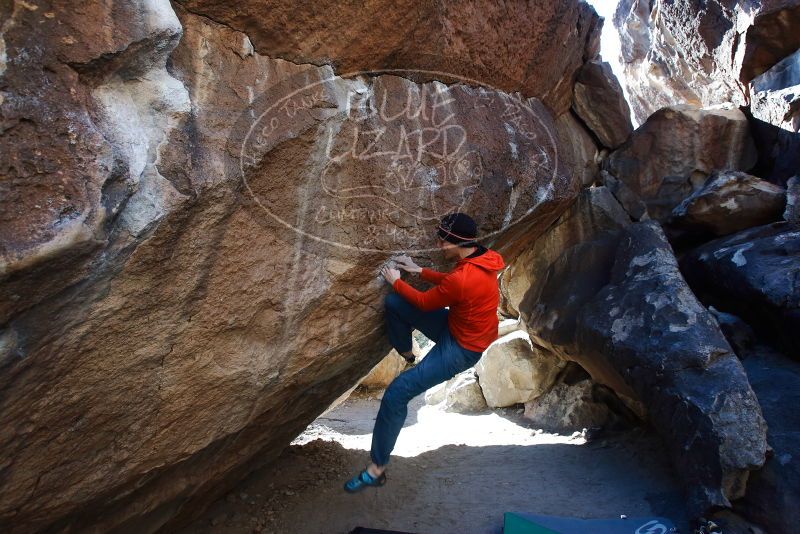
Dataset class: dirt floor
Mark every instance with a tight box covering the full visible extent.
[182,390,689,534]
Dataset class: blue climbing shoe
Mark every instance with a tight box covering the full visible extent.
[343,467,387,493]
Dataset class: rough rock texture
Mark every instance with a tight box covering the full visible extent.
[175,0,603,116]
[669,171,786,238]
[553,111,600,188]
[749,48,800,183]
[572,60,633,149]
[708,307,757,357]
[736,346,800,534]
[751,48,800,130]
[681,222,800,357]
[604,105,757,222]
[786,175,800,222]
[0,0,189,321]
[614,0,800,124]
[359,350,409,390]
[518,206,767,512]
[0,1,601,532]
[499,186,632,318]
[489,109,596,262]
[523,380,609,433]
[425,368,487,413]
[601,170,649,221]
[497,317,523,337]
[474,330,565,408]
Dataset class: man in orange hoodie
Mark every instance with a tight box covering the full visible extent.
[344,212,505,492]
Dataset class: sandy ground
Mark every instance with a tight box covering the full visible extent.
[182,391,688,534]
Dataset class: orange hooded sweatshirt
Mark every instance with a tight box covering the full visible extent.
[392,247,506,352]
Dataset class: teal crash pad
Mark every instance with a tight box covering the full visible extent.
[503,512,675,534]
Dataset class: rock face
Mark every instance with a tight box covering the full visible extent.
[681,222,800,357]
[0,1,604,531]
[572,60,633,149]
[749,48,800,183]
[786,176,800,222]
[736,347,800,534]
[553,111,600,188]
[604,105,757,222]
[523,380,609,433]
[175,0,603,116]
[669,171,786,238]
[708,307,757,357]
[0,0,190,321]
[601,171,649,221]
[359,350,409,389]
[517,188,767,514]
[614,0,800,124]
[474,330,565,408]
[499,186,632,318]
[751,48,800,130]
[425,368,488,413]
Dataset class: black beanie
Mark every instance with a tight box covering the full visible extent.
[437,213,478,247]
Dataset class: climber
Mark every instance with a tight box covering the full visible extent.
[343,212,505,492]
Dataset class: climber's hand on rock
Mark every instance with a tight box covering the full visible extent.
[381,266,401,285]
[393,255,422,273]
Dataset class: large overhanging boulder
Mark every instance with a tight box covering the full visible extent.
[175,0,603,116]
[0,1,600,531]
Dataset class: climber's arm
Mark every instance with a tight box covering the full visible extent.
[419,267,448,284]
[392,272,462,311]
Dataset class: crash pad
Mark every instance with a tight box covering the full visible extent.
[349,528,418,534]
[503,512,675,534]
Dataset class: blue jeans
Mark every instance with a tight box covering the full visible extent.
[370,292,483,466]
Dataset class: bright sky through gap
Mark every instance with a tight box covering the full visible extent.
[583,0,637,125]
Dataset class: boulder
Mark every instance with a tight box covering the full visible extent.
[785,176,800,223]
[680,222,800,357]
[523,380,609,433]
[359,350,409,390]
[554,111,600,188]
[424,381,447,406]
[735,346,800,534]
[497,317,523,337]
[604,105,757,222]
[520,218,768,515]
[433,369,488,414]
[475,330,565,408]
[668,171,786,238]
[0,2,595,531]
[600,171,649,221]
[499,186,632,317]
[175,0,603,115]
[614,0,800,124]
[749,49,800,183]
[0,0,189,322]
[708,307,756,357]
[572,60,633,149]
